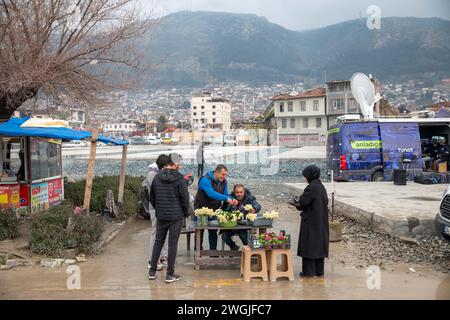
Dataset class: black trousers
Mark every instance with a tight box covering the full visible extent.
[150,218,183,276]
[222,230,248,249]
[302,258,325,277]
[197,163,204,179]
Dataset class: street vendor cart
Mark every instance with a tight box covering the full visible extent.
[0,117,128,215]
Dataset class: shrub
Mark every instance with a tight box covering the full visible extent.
[72,213,104,254]
[29,201,105,257]
[29,202,74,256]
[0,208,19,241]
[64,176,143,220]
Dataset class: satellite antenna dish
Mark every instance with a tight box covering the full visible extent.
[351,72,381,119]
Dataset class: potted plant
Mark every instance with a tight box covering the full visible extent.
[257,232,290,249]
[215,209,243,228]
[194,207,216,227]
[247,210,280,227]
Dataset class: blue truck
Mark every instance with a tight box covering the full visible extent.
[326,118,450,182]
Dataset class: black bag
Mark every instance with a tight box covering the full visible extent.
[184,204,194,218]
[139,184,151,219]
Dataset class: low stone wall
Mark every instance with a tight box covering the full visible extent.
[280,183,437,237]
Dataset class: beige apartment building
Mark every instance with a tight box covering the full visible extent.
[271,87,328,147]
[326,79,380,126]
[191,93,231,132]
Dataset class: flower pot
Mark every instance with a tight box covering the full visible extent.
[218,220,237,228]
[198,215,209,227]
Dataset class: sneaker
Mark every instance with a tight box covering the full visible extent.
[148,270,156,280]
[165,274,180,283]
[148,261,163,271]
[159,257,168,269]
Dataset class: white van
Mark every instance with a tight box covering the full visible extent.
[436,185,450,243]
[224,135,237,146]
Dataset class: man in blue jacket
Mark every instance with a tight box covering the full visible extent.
[194,164,237,250]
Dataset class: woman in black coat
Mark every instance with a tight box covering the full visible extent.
[292,165,329,277]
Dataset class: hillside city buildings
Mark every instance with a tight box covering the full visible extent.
[15,77,450,146]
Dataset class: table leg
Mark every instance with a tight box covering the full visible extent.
[195,229,201,270]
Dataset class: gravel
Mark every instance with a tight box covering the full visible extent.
[63,159,328,183]
[339,217,450,273]
[258,183,450,273]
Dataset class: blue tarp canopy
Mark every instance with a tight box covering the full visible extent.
[0,117,128,145]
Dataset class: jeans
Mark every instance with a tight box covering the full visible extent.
[194,229,218,251]
[302,258,325,277]
[149,209,168,262]
[150,218,183,276]
[222,230,248,249]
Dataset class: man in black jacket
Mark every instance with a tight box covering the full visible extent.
[221,184,262,250]
[148,155,191,283]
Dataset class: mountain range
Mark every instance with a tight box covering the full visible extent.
[141,11,450,88]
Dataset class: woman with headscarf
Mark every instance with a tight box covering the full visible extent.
[291,165,329,277]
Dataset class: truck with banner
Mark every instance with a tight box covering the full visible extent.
[326,118,450,182]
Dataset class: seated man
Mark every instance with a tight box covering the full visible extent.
[221,184,262,251]
[429,139,440,171]
[435,139,450,171]
[421,141,432,171]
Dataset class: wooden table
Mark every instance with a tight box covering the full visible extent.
[193,223,269,270]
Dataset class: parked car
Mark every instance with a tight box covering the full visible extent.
[62,140,87,148]
[161,137,178,145]
[224,135,237,146]
[130,137,150,145]
[146,136,161,145]
[435,185,450,243]
[213,134,237,146]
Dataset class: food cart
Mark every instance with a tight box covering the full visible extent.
[0,117,128,215]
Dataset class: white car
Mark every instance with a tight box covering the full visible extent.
[62,140,87,148]
[147,136,162,145]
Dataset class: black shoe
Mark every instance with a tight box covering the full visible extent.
[299,272,314,278]
[148,270,156,280]
[231,245,240,251]
[165,274,180,283]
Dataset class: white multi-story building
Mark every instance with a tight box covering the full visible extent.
[271,87,328,147]
[101,122,137,137]
[326,79,380,126]
[191,93,231,132]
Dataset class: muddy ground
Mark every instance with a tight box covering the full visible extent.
[0,184,449,300]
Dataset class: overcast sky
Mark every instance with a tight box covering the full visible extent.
[143,0,450,30]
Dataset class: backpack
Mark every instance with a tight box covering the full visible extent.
[139,183,151,219]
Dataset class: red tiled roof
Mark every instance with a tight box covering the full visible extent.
[427,101,450,111]
[272,87,326,101]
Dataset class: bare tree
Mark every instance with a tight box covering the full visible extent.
[0,0,157,120]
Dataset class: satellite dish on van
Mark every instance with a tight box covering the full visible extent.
[351,72,381,119]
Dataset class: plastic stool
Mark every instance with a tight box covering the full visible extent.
[240,245,268,282]
[266,249,294,282]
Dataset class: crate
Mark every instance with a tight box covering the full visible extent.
[248,218,273,227]
[249,234,291,250]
